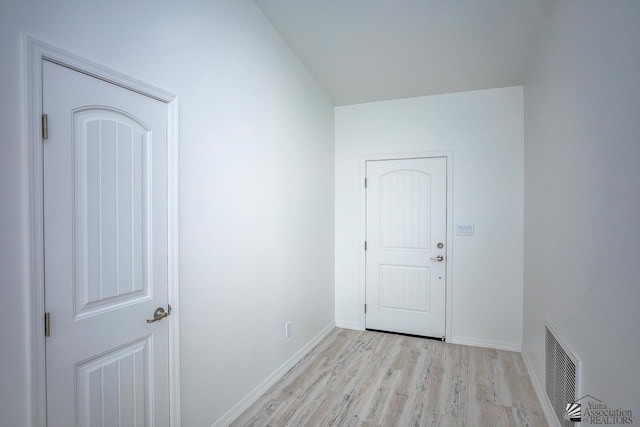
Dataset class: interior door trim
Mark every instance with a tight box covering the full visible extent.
[25,36,181,427]
[359,151,454,342]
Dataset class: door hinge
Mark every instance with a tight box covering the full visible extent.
[364,177,367,188]
[364,304,367,314]
[42,114,48,140]
[364,241,367,251]
[44,312,51,337]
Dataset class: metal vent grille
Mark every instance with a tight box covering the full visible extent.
[545,320,581,427]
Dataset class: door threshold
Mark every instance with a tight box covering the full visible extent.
[365,328,445,341]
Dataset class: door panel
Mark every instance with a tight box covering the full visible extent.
[43,60,169,427]
[379,264,431,313]
[75,109,151,319]
[366,158,447,338]
[76,337,150,426]
[380,170,431,250]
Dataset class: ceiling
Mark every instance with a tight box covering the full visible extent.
[254,0,555,106]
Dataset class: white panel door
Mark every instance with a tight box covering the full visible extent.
[365,158,447,338]
[43,60,170,427]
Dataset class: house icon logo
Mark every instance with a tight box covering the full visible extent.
[565,395,602,423]
[563,395,636,425]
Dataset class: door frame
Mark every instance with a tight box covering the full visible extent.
[360,151,454,341]
[25,36,181,427]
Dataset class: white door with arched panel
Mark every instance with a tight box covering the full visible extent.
[43,60,170,427]
[365,157,447,338]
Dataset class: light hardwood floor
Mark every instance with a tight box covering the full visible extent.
[231,328,547,427]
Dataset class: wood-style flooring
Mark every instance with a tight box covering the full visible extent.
[231,328,547,427]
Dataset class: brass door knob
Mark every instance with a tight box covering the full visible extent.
[146,307,169,323]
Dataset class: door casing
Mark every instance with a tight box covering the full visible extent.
[25,36,181,427]
[360,151,453,341]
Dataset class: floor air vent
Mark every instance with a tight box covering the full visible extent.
[545,319,581,427]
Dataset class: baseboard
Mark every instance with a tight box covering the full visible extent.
[334,320,363,331]
[521,351,561,427]
[451,336,521,352]
[211,322,335,427]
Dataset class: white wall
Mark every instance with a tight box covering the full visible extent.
[0,1,334,425]
[335,87,524,350]
[523,0,640,415]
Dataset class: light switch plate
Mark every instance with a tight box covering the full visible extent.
[456,224,474,236]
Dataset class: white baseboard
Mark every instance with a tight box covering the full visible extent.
[451,336,521,352]
[211,322,335,427]
[335,321,363,331]
[521,351,561,427]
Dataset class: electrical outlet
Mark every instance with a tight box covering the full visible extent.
[285,321,292,338]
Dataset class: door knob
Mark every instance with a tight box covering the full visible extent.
[146,307,169,323]
[430,255,444,262]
